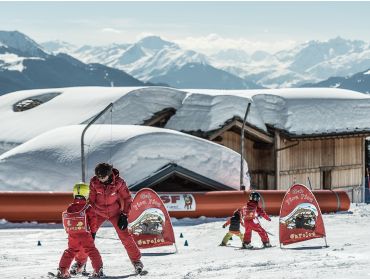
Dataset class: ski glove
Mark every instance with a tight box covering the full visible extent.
[91,232,96,240]
[117,213,128,230]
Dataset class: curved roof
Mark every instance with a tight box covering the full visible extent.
[0,125,249,191]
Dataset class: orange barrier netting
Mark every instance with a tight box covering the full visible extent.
[0,190,350,223]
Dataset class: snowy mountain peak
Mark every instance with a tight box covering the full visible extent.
[0,30,47,58]
[137,36,178,51]
[40,40,77,54]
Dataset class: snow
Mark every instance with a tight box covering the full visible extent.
[0,53,43,72]
[167,87,370,136]
[0,86,182,146]
[0,125,249,191]
[166,89,267,133]
[0,203,369,278]
[2,87,369,149]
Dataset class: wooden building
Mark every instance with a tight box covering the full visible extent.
[142,88,370,193]
[206,120,368,191]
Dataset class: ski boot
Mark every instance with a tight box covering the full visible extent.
[242,242,253,249]
[70,262,87,276]
[90,267,104,279]
[56,268,71,279]
[263,241,272,248]
[219,242,227,246]
[132,260,144,274]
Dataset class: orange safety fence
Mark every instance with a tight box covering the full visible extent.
[0,190,350,223]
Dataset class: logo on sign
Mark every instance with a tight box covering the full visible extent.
[159,194,196,211]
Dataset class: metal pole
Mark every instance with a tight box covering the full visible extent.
[307,177,312,190]
[81,103,114,182]
[240,102,251,190]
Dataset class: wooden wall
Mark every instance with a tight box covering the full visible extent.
[214,129,365,191]
[278,136,364,190]
[216,130,275,189]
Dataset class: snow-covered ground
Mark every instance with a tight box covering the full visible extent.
[1,204,369,279]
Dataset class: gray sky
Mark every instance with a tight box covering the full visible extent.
[1,1,369,53]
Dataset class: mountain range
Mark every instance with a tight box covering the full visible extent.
[0,30,370,95]
[43,35,370,92]
[0,31,148,95]
[302,68,370,94]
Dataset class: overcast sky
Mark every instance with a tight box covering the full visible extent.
[1,1,369,54]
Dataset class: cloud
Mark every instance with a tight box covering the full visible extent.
[173,33,298,55]
[101,28,121,34]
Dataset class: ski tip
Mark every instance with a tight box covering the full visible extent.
[47,272,56,279]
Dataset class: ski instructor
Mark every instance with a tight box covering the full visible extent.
[71,162,144,275]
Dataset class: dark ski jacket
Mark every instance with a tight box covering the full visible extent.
[223,210,244,232]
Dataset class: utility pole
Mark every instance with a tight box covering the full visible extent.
[81,103,114,182]
[240,102,251,190]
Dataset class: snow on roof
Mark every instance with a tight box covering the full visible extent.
[165,89,267,133]
[1,86,370,155]
[171,87,370,136]
[0,86,184,146]
[0,125,249,191]
[251,87,370,136]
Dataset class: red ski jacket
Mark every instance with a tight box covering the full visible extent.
[89,168,133,219]
[241,200,271,222]
[64,198,98,234]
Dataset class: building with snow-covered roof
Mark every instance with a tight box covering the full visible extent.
[167,88,370,198]
[1,86,370,198]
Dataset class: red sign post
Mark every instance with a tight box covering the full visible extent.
[279,184,326,246]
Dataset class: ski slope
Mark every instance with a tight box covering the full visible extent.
[0,203,369,279]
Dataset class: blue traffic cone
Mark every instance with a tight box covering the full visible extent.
[37,240,41,246]
[184,240,188,246]
[180,233,184,238]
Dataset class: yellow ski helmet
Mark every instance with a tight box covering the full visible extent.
[73,182,90,199]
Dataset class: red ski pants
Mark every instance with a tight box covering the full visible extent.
[75,214,141,265]
[243,221,269,243]
[59,232,102,272]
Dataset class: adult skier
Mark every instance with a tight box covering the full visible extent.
[241,191,272,249]
[71,163,144,275]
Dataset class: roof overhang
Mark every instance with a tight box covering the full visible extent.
[129,163,234,191]
[209,119,274,144]
[273,126,370,141]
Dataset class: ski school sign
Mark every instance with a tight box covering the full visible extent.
[159,193,196,211]
[279,184,326,246]
[131,193,196,211]
[129,188,176,249]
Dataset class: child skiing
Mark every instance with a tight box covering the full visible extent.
[55,183,103,279]
[241,191,272,249]
[220,209,244,246]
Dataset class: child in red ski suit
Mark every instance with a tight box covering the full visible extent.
[241,191,272,249]
[56,183,103,279]
[220,209,244,246]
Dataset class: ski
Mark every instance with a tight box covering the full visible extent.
[137,270,148,276]
[48,270,148,279]
[236,245,276,250]
[88,271,148,279]
[47,272,57,278]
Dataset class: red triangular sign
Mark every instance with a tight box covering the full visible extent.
[279,184,326,245]
[128,188,176,249]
